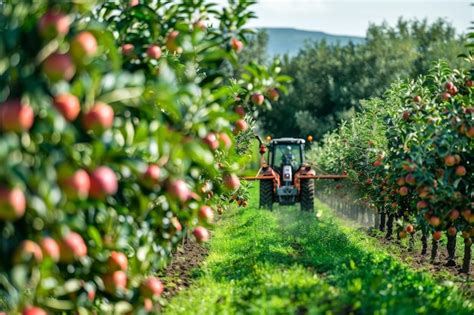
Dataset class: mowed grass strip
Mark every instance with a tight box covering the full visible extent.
[165,185,473,315]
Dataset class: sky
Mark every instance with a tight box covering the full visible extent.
[215,0,473,37]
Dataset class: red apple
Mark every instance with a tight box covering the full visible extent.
[440,92,451,102]
[405,173,416,186]
[455,165,466,177]
[234,119,248,134]
[447,226,457,237]
[60,232,87,263]
[405,224,414,234]
[373,159,382,167]
[234,105,245,118]
[82,102,114,133]
[0,186,26,221]
[231,38,243,53]
[445,82,458,95]
[58,168,90,200]
[223,174,240,190]
[108,251,128,271]
[87,288,96,301]
[121,44,135,56]
[219,133,232,150]
[448,209,460,221]
[251,93,265,106]
[71,31,98,62]
[444,155,456,167]
[43,52,76,82]
[466,80,473,87]
[193,226,209,242]
[38,10,70,39]
[432,231,442,241]
[399,186,409,196]
[89,166,118,199]
[167,179,191,203]
[166,31,181,53]
[53,94,80,121]
[462,210,471,221]
[413,95,422,103]
[129,0,139,6]
[396,178,405,186]
[199,205,214,223]
[416,200,428,209]
[193,20,207,31]
[0,99,34,132]
[40,237,60,262]
[429,216,441,227]
[203,133,219,150]
[22,306,47,315]
[14,240,43,263]
[146,45,162,59]
[467,127,474,138]
[142,164,161,188]
[402,111,410,121]
[103,270,127,294]
[140,277,164,298]
[267,88,279,102]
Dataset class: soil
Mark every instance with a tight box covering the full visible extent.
[160,235,209,299]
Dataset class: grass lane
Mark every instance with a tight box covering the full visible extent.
[165,185,473,314]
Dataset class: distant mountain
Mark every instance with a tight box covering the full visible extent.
[261,28,365,57]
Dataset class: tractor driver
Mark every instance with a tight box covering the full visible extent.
[282,146,296,168]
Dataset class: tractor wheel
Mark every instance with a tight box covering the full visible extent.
[259,180,274,210]
[300,179,314,212]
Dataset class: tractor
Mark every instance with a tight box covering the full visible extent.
[243,136,346,211]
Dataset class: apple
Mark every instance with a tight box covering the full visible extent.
[396,178,405,186]
[203,133,219,150]
[447,226,457,237]
[53,94,80,121]
[448,209,460,221]
[38,10,70,39]
[193,226,209,242]
[445,82,458,95]
[234,105,245,118]
[0,186,26,221]
[231,38,243,53]
[466,80,473,87]
[455,165,466,177]
[219,133,232,150]
[103,270,127,294]
[140,277,164,298]
[234,119,248,134]
[373,160,382,167]
[40,237,60,262]
[167,179,191,203]
[405,224,414,234]
[60,231,87,263]
[144,298,153,312]
[22,306,47,315]
[166,31,181,53]
[402,111,410,121]
[416,200,428,209]
[251,93,265,106]
[267,88,279,102]
[307,135,313,142]
[170,217,182,232]
[121,44,135,56]
[432,231,442,241]
[82,102,114,133]
[146,45,162,59]
[14,240,43,263]
[58,168,90,199]
[71,31,98,63]
[467,127,474,138]
[0,99,34,132]
[462,209,471,221]
[87,288,96,301]
[405,173,416,186]
[398,231,407,239]
[142,164,161,188]
[89,166,118,199]
[223,174,240,190]
[199,205,214,223]
[453,154,461,164]
[43,52,76,82]
[108,251,128,271]
[129,0,139,6]
[399,186,409,196]
[440,92,451,102]
[429,216,441,227]
[366,178,372,185]
[444,155,456,167]
[413,95,422,103]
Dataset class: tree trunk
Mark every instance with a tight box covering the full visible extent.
[431,238,440,264]
[385,213,394,240]
[421,233,428,255]
[461,238,472,274]
[445,234,456,267]
[379,210,386,232]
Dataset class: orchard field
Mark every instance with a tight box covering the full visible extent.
[0,0,473,314]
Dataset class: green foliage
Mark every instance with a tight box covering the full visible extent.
[260,18,467,140]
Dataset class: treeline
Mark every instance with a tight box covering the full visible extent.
[257,19,467,139]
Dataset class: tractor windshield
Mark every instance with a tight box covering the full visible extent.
[273,144,302,170]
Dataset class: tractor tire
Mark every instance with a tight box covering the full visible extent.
[259,180,274,210]
[300,179,314,212]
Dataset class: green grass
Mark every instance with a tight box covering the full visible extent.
[165,185,473,315]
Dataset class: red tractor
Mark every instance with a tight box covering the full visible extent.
[244,137,346,211]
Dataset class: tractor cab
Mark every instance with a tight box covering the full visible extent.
[268,138,305,180]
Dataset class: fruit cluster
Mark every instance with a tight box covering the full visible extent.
[0,0,290,313]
